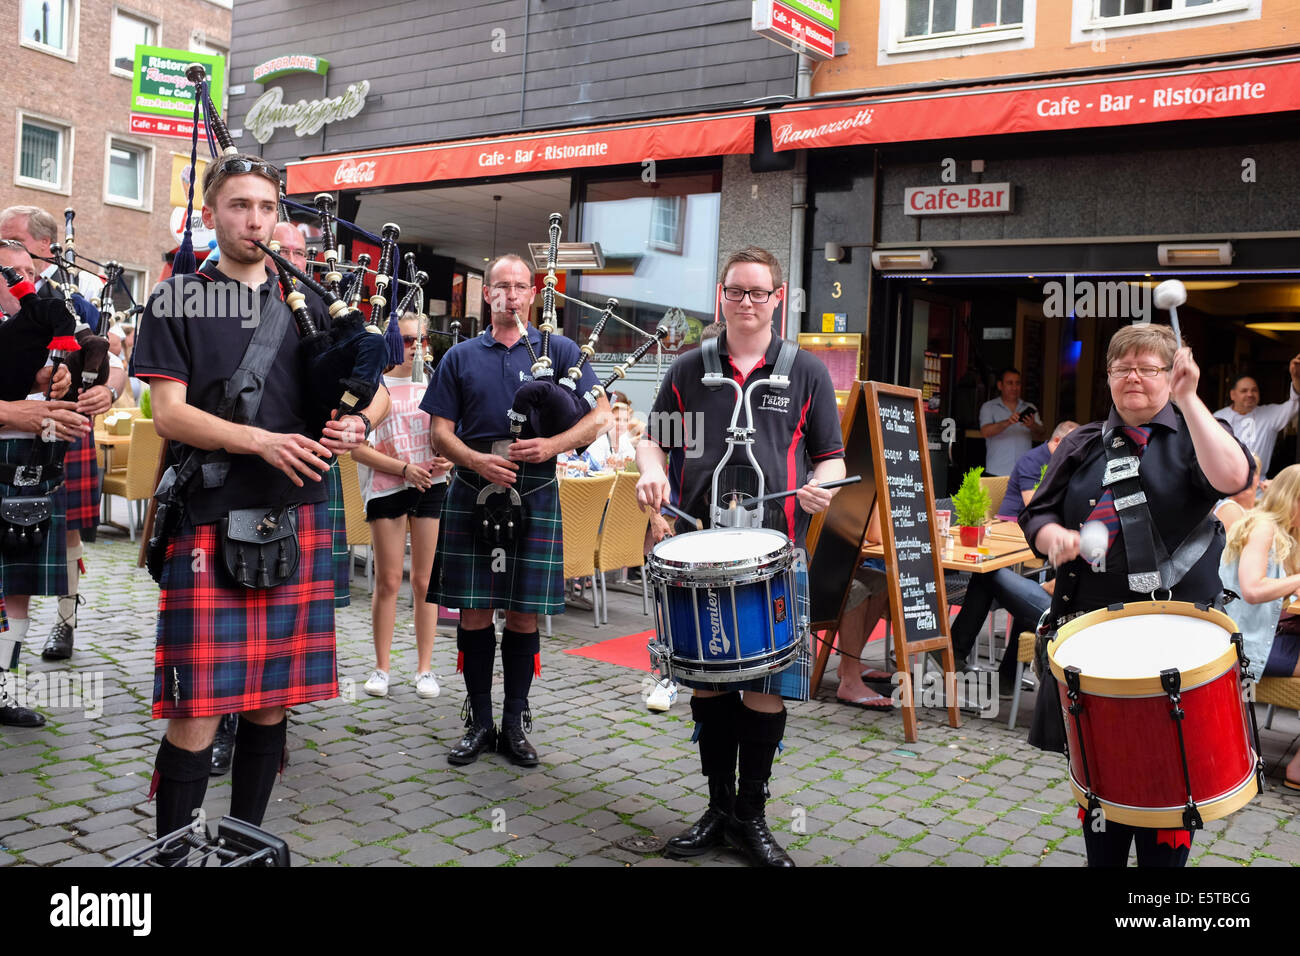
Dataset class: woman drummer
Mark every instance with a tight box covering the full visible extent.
[1020,323,1253,867]
[1219,463,1300,790]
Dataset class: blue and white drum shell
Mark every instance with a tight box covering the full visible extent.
[646,527,806,683]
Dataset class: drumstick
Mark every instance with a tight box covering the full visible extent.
[739,475,863,509]
[661,501,703,531]
[1079,520,1109,570]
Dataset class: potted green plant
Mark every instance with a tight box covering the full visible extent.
[952,466,992,546]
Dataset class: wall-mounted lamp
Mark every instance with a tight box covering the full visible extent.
[870,249,936,271]
[1157,242,1233,267]
[825,242,846,262]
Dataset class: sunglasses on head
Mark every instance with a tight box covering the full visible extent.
[218,156,281,179]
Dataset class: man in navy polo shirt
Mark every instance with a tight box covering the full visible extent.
[423,253,610,768]
[636,246,846,867]
[996,420,1078,520]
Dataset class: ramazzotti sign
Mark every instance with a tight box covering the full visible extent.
[244,81,370,144]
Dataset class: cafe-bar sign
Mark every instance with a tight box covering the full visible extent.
[752,0,835,61]
[905,183,1014,215]
[131,45,226,118]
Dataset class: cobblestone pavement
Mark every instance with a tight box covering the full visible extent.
[2,527,1298,868]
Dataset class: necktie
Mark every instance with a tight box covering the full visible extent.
[1086,425,1151,554]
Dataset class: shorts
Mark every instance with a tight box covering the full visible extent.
[1264,622,1300,678]
[365,483,447,522]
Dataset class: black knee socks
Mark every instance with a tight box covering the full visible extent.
[457,625,497,728]
[153,736,212,839]
[735,706,786,821]
[229,716,288,827]
[501,628,540,725]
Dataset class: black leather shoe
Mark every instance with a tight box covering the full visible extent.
[448,724,497,766]
[497,719,539,767]
[726,815,795,867]
[664,806,732,858]
[41,621,73,661]
[210,714,237,776]
[0,702,45,728]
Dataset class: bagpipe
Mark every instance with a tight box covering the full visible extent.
[505,212,672,444]
[0,264,78,401]
[182,63,395,428]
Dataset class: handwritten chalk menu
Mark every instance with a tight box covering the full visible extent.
[865,383,958,741]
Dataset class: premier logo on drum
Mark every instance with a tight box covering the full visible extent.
[705,589,731,656]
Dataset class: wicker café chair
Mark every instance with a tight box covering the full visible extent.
[100,417,164,542]
[337,452,374,592]
[1256,676,1300,734]
[593,470,652,622]
[556,473,616,627]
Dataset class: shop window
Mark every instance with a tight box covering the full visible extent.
[575,171,721,360]
[105,138,151,209]
[111,8,156,75]
[1083,0,1252,29]
[16,114,71,194]
[888,0,1029,54]
[21,0,75,58]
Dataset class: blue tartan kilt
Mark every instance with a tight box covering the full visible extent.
[427,462,563,614]
[60,429,100,533]
[675,631,811,701]
[0,438,67,597]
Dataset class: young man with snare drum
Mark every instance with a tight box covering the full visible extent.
[636,247,845,867]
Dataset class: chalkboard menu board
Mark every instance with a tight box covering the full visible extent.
[871,389,945,648]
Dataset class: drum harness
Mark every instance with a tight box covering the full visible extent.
[1046,426,1263,830]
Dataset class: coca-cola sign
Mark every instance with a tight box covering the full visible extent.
[333,159,377,186]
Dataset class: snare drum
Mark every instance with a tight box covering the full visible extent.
[1048,601,1260,829]
[646,528,807,683]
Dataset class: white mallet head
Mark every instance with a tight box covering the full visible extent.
[1079,520,1109,567]
[1154,279,1187,311]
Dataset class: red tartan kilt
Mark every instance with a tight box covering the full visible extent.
[151,500,338,718]
[61,430,100,531]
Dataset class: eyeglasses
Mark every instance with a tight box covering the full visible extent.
[490,282,533,294]
[218,156,282,180]
[1107,365,1170,380]
[401,335,428,346]
[722,287,775,303]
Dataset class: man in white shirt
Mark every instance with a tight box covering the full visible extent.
[1214,357,1300,476]
[978,367,1045,476]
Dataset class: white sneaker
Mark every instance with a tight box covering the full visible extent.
[363,669,390,697]
[646,679,678,712]
[415,672,440,699]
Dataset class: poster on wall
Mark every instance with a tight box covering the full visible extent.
[450,273,465,318]
[465,273,483,324]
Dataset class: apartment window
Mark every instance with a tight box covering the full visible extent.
[189,33,229,109]
[111,8,156,75]
[1096,0,1219,16]
[16,114,71,193]
[20,0,74,57]
[649,196,686,254]
[113,268,147,313]
[105,138,151,209]
[903,0,1023,37]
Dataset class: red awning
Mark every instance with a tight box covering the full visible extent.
[285,110,758,194]
[769,55,1300,151]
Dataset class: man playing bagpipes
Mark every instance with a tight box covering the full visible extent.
[0,240,91,727]
[130,154,374,859]
[421,253,611,767]
[0,207,121,662]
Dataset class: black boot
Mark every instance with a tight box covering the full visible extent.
[498,628,539,766]
[210,714,237,776]
[448,625,497,766]
[229,716,287,827]
[0,669,43,728]
[727,706,794,867]
[42,594,81,661]
[665,693,742,859]
[152,736,213,866]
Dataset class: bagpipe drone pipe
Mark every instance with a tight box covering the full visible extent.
[505,213,667,445]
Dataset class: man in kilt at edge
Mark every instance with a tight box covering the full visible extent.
[0,207,124,662]
[0,242,91,727]
[131,154,370,857]
[422,253,610,766]
[636,247,846,867]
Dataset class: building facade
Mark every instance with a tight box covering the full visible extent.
[1,0,232,306]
